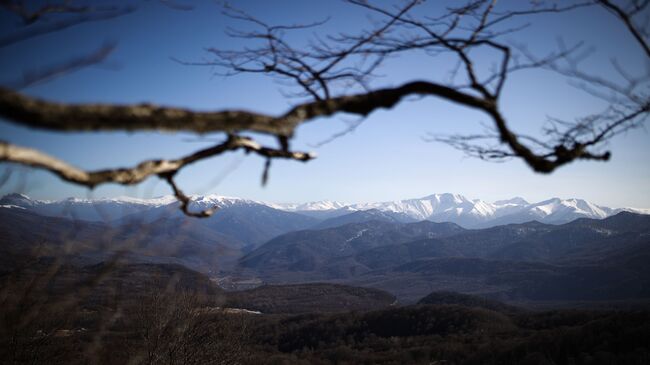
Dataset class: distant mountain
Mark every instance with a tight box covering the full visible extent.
[3,192,650,308]
[269,200,350,211]
[241,212,650,282]
[0,193,176,221]
[313,209,415,230]
[238,212,650,303]
[486,198,613,227]
[352,193,499,226]
[194,204,318,248]
[0,207,243,273]
[276,193,511,227]
[239,220,467,281]
[412,212,649,263]
[2,192,647,229]
[273,193,649,228]
[1,193,318,248]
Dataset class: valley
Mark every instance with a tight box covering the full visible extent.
[2,192,650,364]
[2,193,649,307]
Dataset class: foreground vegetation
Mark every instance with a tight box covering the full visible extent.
[2,263,650,365]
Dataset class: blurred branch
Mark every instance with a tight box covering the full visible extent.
[2,1,92,24]
[598,0,650,57]
[0,135,314,216]
[0,5,134,48]
[1,0,649,215]
[8,43,117,89]
[0,81,489,136]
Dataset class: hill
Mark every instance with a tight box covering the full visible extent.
[224,283,396,314]
[313,209,415,230]
[239,220,465,280]
[0,207,243,273]
[417,291,520,313]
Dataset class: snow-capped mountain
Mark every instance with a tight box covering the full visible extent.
[486,197,617,227]
[346,193,498,227]
[268,200,350,212]
[0,193,176,221]
[1,192,647,228]
[528,198,612,220]
[268,193,648,228]
[0,193,259,222]
[0,193,319,248]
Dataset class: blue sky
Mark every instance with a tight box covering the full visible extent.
[0,0,648,208]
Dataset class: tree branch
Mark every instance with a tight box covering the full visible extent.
[0,136,313,187]
[161,173,217,218]
[598,0,650,58]
[0,135,314,216]
[0,81,489,137]
[1,0,649,217]
[9,43,116,89]
[0,7,134,48]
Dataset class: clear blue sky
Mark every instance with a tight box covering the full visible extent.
[0,0,648,208]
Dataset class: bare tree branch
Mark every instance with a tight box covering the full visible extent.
[161,173,217,218]
[598,0,650,57]
[0,135,314,187]
[0,81,489,137]
[1,0,649,215]
[8,43,117,89]
[0,135,314,216]
[0,6,134,48]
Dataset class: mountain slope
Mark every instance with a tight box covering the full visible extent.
[239,220,467,281]
[238,212,650,303]
[0,207,243,273]
[2,194,319,249]
[0,193,175,221]
[312,209,414,230]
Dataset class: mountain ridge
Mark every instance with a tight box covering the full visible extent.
[3,192,647,228]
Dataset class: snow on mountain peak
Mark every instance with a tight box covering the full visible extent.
[526,197,612,221]
[270,200,350,211]
[266,194,646,227]
[0,193,37,206]
[423,193,468,204]
[108,195,178,206]
[469,200,498,217]
[0,204,25,209]
[1,193,647,228]
[6,193,31,200]
[619,207,650,215]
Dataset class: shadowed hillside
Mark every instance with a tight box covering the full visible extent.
[225,283,396,314]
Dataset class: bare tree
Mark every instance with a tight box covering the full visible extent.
[129,288,251,365]
[0,0,648,216]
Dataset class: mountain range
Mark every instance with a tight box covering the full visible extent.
[2,190,649,306]
[2,192,648,230]
[277,193,649,228]
[239,212,650,303]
